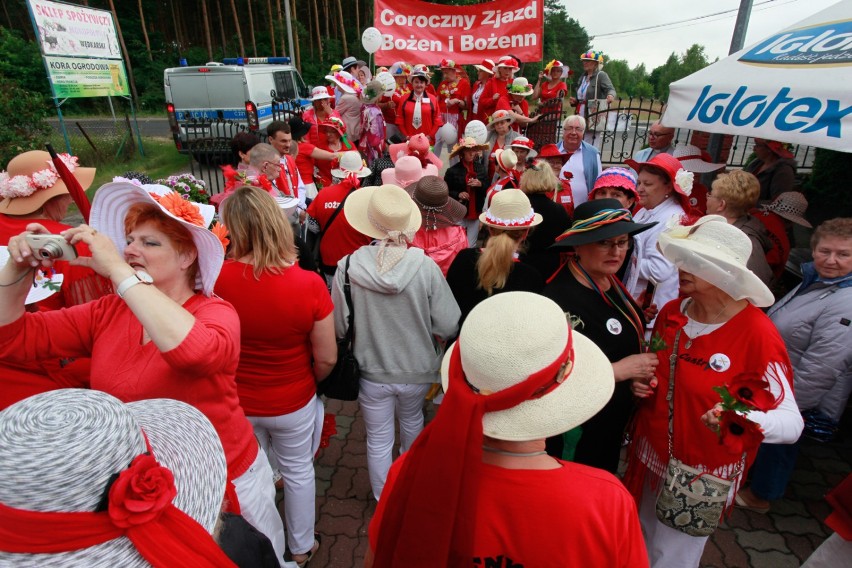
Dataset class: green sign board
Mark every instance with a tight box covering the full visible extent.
[45,56,129,98]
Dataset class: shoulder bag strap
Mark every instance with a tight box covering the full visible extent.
[343,255,355,345]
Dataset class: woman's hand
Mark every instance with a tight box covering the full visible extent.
[613,353,659,383]
[458,191,470,201]
[6,224,55,270]
[606,94,615,104]
[467,179,482,188]
[63,225,129,281]
[631,375,658,398]
[701,404,724,431]
[643,303,658,322]
[493,93,500,100]
[569,96,578,106]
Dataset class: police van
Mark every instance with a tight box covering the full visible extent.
[164,57,311,153]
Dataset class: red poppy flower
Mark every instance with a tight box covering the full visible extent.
[108,454,177,527]
[718,411,764,456]
[730,374,778,412]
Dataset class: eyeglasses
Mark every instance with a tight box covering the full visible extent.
[648,131,672,138]
[594,239,630,250]
[564,126,583,133]
[263,161,282,171]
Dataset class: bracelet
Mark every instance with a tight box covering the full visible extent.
[0,268,35,287]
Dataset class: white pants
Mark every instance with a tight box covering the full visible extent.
[250,396,320,556]
[359,379,432,500]
[801,533,852,567]
[233,446,287,566]
[638,475,709,568]
[461,218,480,248]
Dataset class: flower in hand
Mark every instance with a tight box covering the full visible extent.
[718,411,764,455]
[108,454,177,527]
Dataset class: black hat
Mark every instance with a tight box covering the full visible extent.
[551,198,656,248]
[288,116,313,141]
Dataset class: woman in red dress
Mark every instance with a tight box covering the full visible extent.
[532,59,569,103]
[468,59,495,126]
[478,56,518,121]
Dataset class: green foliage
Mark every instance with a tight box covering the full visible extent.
[654,44,711,100]
[0,27,49,97]
[0,75,51,167]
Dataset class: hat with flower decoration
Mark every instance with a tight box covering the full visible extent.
[0,150,96,216]
[580,50,605,64]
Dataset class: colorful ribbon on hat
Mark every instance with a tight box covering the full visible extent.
[556,208,632,241]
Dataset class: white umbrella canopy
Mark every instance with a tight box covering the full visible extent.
[662,0,852,153]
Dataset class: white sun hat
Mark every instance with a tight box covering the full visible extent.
[0,389,228,566]
[441,292,614,441]
[344,184,422,241]
[479,188,542,229]
[331,150,372,179]
[90,181,223,296]
[657,214,775,307]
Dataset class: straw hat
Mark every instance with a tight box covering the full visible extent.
[494,148,518,173]
[487,109,514,130]
[0,150,95,216]
[625,153,694,211]
[479,188,542,229]
[90,181,222,296]
[0,389,226,566]
[657,215,775,307]
[324,70,362,95]
[463,120,488,144]
[388,133,442,167]
[508,77,534,97]
[759,191,811,228]
[509,136,537,158]
[473,59,495,74]
[495,56,519,71]
[331,150,372,179]
[411,176,466,230]
[755,138,794,159]
[310,86,332,101]
[448,137,489,160]
[590,167,638,199]
[441,292,614,441]
[553,198,655,247]
[672,144,726,173]
[344,184,422,240]
[580,50,605,64]
[381,156,439,188]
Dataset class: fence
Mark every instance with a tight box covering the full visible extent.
[47,115,139,167]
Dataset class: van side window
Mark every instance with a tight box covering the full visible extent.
[273,71,296,100]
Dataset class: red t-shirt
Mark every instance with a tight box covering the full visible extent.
[306,180,372,268]
[370,453,648,567]
[215,261,333,415]
[296,141,316,185]
[539,80,568,102]
[751,209,791,280]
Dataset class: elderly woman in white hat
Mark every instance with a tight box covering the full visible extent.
[333,184,460,501]
[447,189,544,324]
[0,389,240,566]
[303,85,342,146]
[533,59,569,103]
[624,216,803,568]
[365,292,648,567]
[0,180,287,562]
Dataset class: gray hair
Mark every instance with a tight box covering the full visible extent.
[562,115,586,133]
[249,143,280,169]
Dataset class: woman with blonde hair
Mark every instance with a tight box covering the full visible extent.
[519,161,571,278]
[215,185,337,566]
[446,189,545,324]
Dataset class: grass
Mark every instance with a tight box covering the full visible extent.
[85,139,189,199]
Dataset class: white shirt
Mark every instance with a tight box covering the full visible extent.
[557,144,601,206]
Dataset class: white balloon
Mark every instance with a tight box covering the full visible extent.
[361,27,383,54]
[376,71,396,96]
[437,123,458,146]
[464,120,488,145]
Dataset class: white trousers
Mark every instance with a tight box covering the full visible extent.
[233,445,287,566]
[359,379,432,500]
[801,533,852,567]
[638,475,709,568]
[250,396,320,556]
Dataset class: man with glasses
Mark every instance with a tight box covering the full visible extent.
[267,121,308,232]
[633,121,675,162]
[556,115,602,206]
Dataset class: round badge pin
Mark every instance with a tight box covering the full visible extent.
[708,353,731,372]
[606,318,623,335]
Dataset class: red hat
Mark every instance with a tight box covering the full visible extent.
[473,59,495,74]
[537,144,569,165]
[625,153,695,211]
[495,56,519,71]
[509,136,537,158]
[755,138,794,159]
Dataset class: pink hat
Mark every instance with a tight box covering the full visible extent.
[381,156,439,189]
[625,154,695,211]
[590,167,638,199]
[388,133,443,168]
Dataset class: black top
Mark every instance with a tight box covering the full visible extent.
[445,159,491,215]
[522,193,571,280]
[218,513,279,568]
[543,265,646,473]
[446,247,545,325]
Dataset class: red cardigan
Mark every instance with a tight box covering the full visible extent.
[395,91,443,141]
[0,294,258,481]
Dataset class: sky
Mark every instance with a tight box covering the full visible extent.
[563,0,841,69]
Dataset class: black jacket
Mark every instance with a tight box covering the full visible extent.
[444,159,490,215]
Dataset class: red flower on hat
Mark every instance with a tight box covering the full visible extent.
[729,373,778,412]
[717,411,764,456]
[108,454,177,527]
[152,191,205,227]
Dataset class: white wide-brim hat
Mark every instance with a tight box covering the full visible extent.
[0,389,226,566]
[657,215,775,307]
[310,86,332,101]
[331,151,372,179]
[672,144,726,173]
[441,292,614,441]
[479,188,542,229]
[324,70,362,95]
[0,245,63,305]
[91,181,223,296]
[344,184,422,240]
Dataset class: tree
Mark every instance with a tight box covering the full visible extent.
[0,76,51,167]
[654,44,711,100]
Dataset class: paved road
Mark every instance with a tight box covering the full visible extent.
[48,116,171,138]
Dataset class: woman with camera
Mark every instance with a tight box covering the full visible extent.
[0,180,287,563]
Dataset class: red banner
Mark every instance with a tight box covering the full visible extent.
[373,0,543,65]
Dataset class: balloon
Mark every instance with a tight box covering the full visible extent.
[361,27,383,54]
[376,71,396,96]
[437,123,458,146]
[464,120,488,145]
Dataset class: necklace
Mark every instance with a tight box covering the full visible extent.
[684,299,732,349]
[482,445,547,458]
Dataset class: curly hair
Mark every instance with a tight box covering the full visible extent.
[710,170,760,216]
[811,217,852,250]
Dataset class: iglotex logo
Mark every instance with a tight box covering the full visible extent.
[687,86,851,139]
[738,20,852,66]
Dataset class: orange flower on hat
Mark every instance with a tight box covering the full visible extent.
[151,191,205,227]
[211,221,230,253]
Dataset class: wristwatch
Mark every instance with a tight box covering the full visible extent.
[116,270,154,298]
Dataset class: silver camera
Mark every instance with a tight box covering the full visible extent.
[24,234,78,261]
